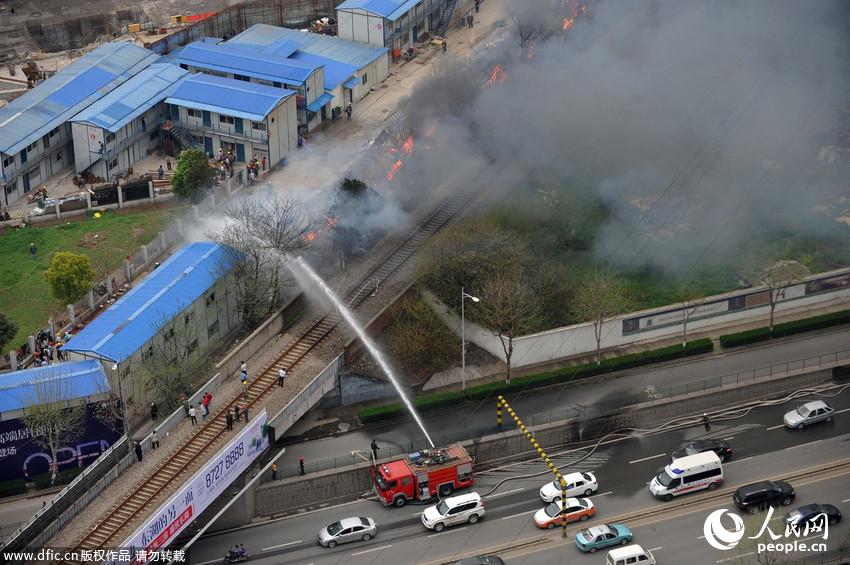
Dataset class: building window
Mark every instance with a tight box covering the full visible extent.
[49,127,58,137]
[26,141,38,152]
[205,292,216,306]
[150,130,158,141]
[362,73,368,85]
[184,311,195,325]
[234,74,250,82]
[188,339,198,353]
[110,158,118,169]
[251,121,266,131]
[189,134,204,145]
[104,132,115,144]
[2,156,12,168]
[143,346,154,360]
[56,152,62,161]
[164,327,175,340]
[207,320,219,337]
[219,115,235,125]
[42,135,50,149]
[5,184,15,194]
[187,108,203,118]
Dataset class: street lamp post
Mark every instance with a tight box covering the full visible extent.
[461,286,480,391]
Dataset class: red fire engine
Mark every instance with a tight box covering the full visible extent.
[372,444,475,507]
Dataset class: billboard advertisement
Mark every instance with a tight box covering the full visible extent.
[0,407,121,483]
[117,409,269,561]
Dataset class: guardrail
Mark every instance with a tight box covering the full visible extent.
[281,347,850,478]
[269,354,343,433]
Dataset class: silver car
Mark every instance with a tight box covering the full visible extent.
[317,516,377,548]
[783,400,834,429]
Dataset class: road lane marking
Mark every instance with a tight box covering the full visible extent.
[726,456,753,465]
[596,491,614,497]
[194,560,222,565]
[766,424,785,431]
[263,540,302,551]
[428,526,468,538]
[787,440,822,450]
[486,487,525,499]
[835,408,850,414]
[722,437,735,441]
[502,509,537,520]
[351,544,391,556]
[648,546,663,552]
[629,453,666,464]
[843,498,850,503]
[698,535,705,539]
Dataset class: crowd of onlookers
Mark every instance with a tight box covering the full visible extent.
[19,328,75,367]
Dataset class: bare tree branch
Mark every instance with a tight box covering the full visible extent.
[573,268,629,365]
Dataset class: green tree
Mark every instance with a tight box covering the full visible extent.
[171,149,214,202]
[44,252,97,305]
[0,313,17,352]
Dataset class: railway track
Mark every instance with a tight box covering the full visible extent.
[69,171,486,557]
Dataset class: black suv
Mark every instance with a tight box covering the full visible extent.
[671,439,732,462]
[733,481,795,513]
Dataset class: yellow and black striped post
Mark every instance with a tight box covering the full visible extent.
[497,395,569,539]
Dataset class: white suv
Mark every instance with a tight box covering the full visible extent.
[539,471,598,503]
[421,492,485,532]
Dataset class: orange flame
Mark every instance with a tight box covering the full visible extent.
[562,16,575,30]
[387,159,403,181]
[527,43,536,60]
[423,121,438,137]
[304,231,317,242]
[325,216,339,228]
[402,135,415,155]
[485,65,508,87]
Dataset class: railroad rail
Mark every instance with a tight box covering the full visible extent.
[68,174,484,556]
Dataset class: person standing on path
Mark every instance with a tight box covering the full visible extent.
[240,361,247,377]
[182,398,190,417]
[151,429,160,450]
[475,0,480,12]
[442,40,447,53]
[234,404,241,423]
[201,402,208,422]
[271,463,278,481]
[150,402,158,421]
[202,392,211,414]
[371,439,379,460]
[703,413,711,432]
[188,405,197,426]
[299,456,305,476]
[278,367,286,387]
[134,441,143,462]
[158,165,164,180]
[29,243,37,260]
[242,403,249,423]
[166,158,172,171]
[226,411,233,431]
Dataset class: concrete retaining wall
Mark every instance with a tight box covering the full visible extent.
[424,267,850,369]
[252,366,835,515]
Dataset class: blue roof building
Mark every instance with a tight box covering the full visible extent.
[62,242,235,364]
[69,63,189,180]
[335,0,448,53]
[164,74,299,167]
[175,40,328,131]
[227,24,390,104]
[0,42,159,206]
[0,360,110,416]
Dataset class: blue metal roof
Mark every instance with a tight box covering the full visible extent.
[0,42,159,155]
[0,360,110,412]
[306,91,334,112]
[228,24,389,70]
[343,76,363,89]
[61,242,232,363]
[70,63,189,133]
[176,41,318,85]
[166,74,295,122]
[336,0,420,21]
[290,52,357,91]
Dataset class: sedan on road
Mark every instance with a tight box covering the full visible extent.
[783,400,834,429]
[785,504,842,527]
[671,439,732,462]
[575,523,633,553]
[317,516,377,548]
[539,471,598,502]
[534,497,596,529]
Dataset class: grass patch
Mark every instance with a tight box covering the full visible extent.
[359,338,713,423]
[719,310,850,348]
[0,208,183,347]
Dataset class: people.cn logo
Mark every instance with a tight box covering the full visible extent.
[704,509,746,550]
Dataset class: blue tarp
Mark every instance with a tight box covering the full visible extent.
[0,360,110,412]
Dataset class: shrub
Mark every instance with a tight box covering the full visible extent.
[387,294,459,380]
[358,338,713,423]
[0,478,26,498]
[719,310,850,349]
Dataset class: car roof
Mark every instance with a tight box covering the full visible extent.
[563,471,590,481]
[802,400,830,410]
[608,545,650,558]
[587,524,614,536]
[738,480,775,494]
[339,516,368,528]
[445,492,481,505]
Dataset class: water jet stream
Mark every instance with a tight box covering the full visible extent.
[291,256,436,448]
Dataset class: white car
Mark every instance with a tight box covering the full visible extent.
[421,492,484,532]
[539,471,598,503]
[783,400,834,429]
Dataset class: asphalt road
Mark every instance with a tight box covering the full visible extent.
[275,327,850,476]
[187,385,850,564]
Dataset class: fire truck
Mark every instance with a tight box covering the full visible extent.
[372,444,475,507]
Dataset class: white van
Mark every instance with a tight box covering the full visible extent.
[607,545,656,565]
[649,450,722,500]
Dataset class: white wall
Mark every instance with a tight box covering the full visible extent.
[428,268,850,369]
[266,95,297,167]
[337,9,387,47]
[71,123,105,175]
